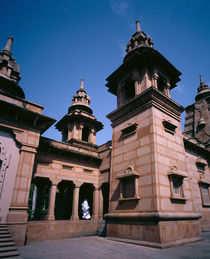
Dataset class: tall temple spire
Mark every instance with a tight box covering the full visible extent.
[3,37,13,55]
[0,37,24,98]
[197,74,209,93]
[56,79,103,144]
[68,79,92,114]
[196,74,210,101]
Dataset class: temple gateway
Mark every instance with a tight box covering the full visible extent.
[0,21,209,249]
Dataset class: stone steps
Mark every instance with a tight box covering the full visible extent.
[0,224,20,258]
[0,242,16,247]
[0,251,20,258]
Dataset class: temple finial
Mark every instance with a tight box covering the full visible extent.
[80,79,84,89]
[200,74,204,85]
[4,36,13,54]
[136,20,141,32]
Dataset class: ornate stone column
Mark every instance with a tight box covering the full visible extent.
[71,183,81,220]
[47,179,60,221]
[93,187,100,220]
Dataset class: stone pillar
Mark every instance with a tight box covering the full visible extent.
[72,124,77,139]
[31,185,37,217]
[78,124,84,140]
[67,123,72,141]
[89,128,96,144]
[117,82,125,107]
[165,83,170,97]
[135,177,139,198]
[99,187,104,219]
[6,144,37,245]
[93,187,100,220]
[153,73,158,88]
[72,183,81,220]
[47,179,59,221]
[135,80,141,95]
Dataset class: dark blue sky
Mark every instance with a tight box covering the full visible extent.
[1,0,210,144]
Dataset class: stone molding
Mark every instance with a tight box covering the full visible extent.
[107,87,184,127]
[104,212,202,221]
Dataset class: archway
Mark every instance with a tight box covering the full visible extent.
[79,183,94,220]
[28,177,51,221]
[101,182,109,216]
[82,126,90,142]
[54,180,74,220]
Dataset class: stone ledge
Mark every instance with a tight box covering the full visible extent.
[106,236,204,249]
[105,212,202,221]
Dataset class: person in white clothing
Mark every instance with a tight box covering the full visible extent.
[81,199,91,219]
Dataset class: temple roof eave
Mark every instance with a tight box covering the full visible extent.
[55,113,104,132]
[0,99,56,134]
[106,47,181,96]
[38,136,102,162]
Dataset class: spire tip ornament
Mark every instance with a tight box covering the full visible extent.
[80,78,84,89]
[4,36,14,54]
[136,20,141,32]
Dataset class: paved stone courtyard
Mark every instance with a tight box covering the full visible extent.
[18,232,210,259]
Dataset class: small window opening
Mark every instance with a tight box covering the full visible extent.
[162,120,177,135]
[172,177,182,195]
[121,123,138,138]
[200,183,210,207]
[62,165,73,171]
[84,169,92,174]
[124,79,135,103]
[196,160,206,173]
[122,178,135,198]
[82,126,90,142]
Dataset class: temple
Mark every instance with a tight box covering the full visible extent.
[0,21,209,250]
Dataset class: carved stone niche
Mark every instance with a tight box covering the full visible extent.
[168,165,187,202]
[116,165,140,202]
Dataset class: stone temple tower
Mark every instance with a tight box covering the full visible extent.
[184,75,210,150]
[56,79,103,146]
[105,21,202,247]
